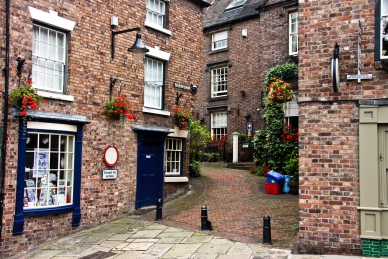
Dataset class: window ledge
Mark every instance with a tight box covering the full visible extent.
[37,91,74,102]
[208,96,228,101]
[209,48,229,55]
[142,107,171,116]
[144,21,172,36]
[164,177,189,183]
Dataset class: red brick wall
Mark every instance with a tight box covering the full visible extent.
[298,0,380,255]
[0,0,203,256]
[196,4,296,142]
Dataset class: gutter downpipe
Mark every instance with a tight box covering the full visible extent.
[0,0,11,245]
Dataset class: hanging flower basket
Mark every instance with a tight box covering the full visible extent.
[173,108,193,130]
[266,78,294,104]
[106,96,135,121]
[9,79,46,116]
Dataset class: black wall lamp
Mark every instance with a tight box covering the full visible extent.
[111,16,149,60]
[245,114,251,121]
[199,118,205,123]
[240,90,245,97]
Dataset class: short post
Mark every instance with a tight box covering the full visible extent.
[201,206,208,231]
[232,132,239,163]
[156,199,163,221]
[262,215,272,245]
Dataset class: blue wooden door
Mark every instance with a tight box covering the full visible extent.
[135,141,163,208]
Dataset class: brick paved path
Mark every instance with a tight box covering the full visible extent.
[140,165,299,249]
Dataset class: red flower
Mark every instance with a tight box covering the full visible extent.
[20,110,27,116]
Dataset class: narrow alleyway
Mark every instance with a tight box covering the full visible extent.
[139,164,299,249]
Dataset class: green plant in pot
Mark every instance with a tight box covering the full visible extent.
[285,150,299,194]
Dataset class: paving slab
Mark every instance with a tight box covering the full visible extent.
[141,244,174,257]
[161,243,202,258]
[131,229,164,238]
[107,233,133,241]
[157,237,184,244]
[181,235,213,243]
[226,242,254,255]
[157,231,195,238]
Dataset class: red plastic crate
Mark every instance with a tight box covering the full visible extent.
[265,182,281,195]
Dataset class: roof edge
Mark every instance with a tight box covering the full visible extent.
[203,13,260,31]
[187,0,212,8]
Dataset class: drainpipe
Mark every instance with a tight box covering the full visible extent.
[0,0,11,244]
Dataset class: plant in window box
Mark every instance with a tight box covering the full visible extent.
[173,107,193,130]
[106,96,135,121]
[9,79,46,117]
[266,78,294,104]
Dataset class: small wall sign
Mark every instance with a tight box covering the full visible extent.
[102,169,118,180]
[173,82,191,91]
[103,145,119,167]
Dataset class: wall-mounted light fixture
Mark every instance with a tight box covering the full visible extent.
[245,114,251,121]
[191,84,197,94]
[111,16,149,60]
[240,90,245,97]
[199,117,205,123]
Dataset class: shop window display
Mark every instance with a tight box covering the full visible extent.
[24,132,74,209]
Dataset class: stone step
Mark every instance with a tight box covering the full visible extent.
[226,162,255,170]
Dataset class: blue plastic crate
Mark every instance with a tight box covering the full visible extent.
[266,170,285,184]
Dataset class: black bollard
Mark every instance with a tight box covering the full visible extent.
[201,206,209,231]
[156,199,163,221]
[262,215,272,245]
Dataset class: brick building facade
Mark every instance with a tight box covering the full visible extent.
[297,0,388,257]
[0,0,210,257]
[196,0,298,157]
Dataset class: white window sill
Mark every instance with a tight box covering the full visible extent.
[37,91,74,102]
[144,21,172,36]
[164,177,189,183]
[142,107,170,116]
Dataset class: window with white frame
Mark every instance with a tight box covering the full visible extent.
[211,112,227,140]
[165,138,182,176]
[24,132,74,209]
[146,0,166,28]
[226,0,247,10]
[379,0,388,59]
[212,31,228,51]
[144,58,164,109]
[289,12,298,56]
[32,24,66,93]
[211,67,228,97]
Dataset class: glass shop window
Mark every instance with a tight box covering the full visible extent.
[24,132,74,209]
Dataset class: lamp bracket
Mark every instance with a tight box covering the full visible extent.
[16,57,26,78]
[109,77,117,101]
[111,27,141,59]
[176,92,183,105]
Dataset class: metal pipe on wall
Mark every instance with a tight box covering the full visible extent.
[0,0,11,245]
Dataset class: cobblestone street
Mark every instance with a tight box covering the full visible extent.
[139,164,299,249]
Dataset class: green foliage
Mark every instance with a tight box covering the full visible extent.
[189,161,201,177]
[285,149,299,182]
[264,61,298,88]
[253,102,297,172]
[253,62,299,174]
[189,120,211,150]
[188,120,211,170]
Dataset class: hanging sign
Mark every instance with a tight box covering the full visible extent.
[347,21,372,83]
[247,121,253,137]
